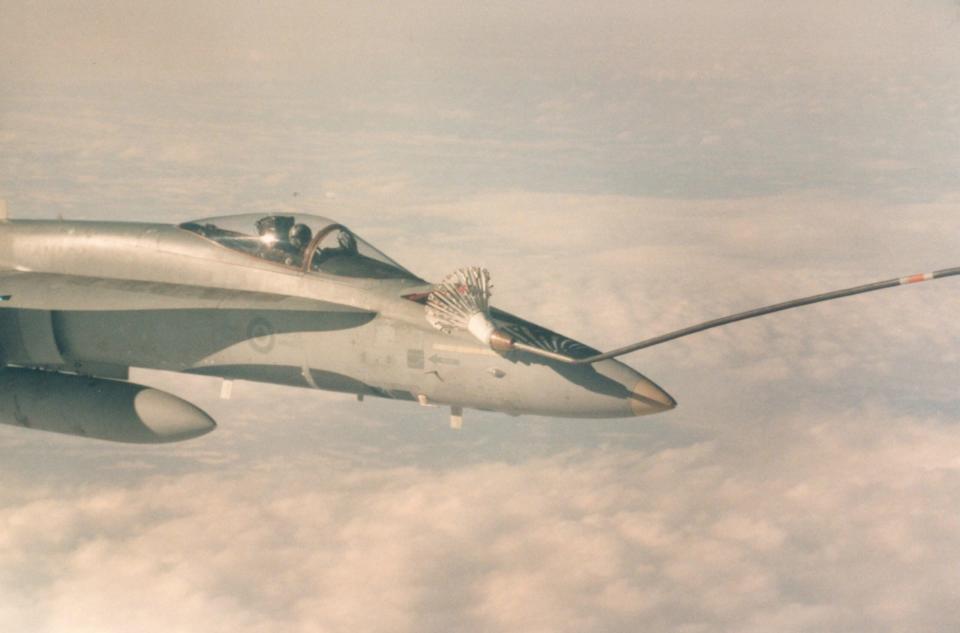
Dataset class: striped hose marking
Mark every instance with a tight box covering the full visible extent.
[899,273,934,285]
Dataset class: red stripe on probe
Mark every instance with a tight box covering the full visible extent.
[901,273,930,285]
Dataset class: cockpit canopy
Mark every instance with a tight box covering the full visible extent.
[179,214,421,281]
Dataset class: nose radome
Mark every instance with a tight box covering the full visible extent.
[629,376,677,416]
[590,359,676,418]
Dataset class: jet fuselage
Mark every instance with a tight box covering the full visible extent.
[0,218,675,421]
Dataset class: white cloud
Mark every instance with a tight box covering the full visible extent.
[3,407,960,632]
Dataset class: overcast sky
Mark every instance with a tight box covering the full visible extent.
[2,2,960,632]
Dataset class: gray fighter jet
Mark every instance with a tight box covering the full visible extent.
[0,206,956,443]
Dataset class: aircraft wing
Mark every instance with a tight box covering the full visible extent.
[0,271,369,314]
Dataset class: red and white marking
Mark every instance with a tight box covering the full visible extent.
[899,272,934,285]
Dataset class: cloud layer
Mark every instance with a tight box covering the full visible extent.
[3,406,960,633]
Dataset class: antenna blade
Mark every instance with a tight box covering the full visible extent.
[563,267,960,365]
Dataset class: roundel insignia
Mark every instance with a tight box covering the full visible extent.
[247,316,276,353]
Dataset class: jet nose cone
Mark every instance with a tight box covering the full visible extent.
[629,376,676,416]
[589,360,676,418]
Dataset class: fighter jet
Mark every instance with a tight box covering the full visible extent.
[0,206,956,443]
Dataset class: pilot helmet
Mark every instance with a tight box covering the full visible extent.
[337,230,358,253]
[289,223,313,249]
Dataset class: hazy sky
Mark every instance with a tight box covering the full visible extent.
[2,2,960,632]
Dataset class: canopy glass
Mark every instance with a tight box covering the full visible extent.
[179,214,420,281]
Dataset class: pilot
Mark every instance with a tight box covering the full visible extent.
[337,230,358,255]
[289,223,312,251]
[284,223,313,266]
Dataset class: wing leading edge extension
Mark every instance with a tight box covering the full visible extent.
[504,267,960,365]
